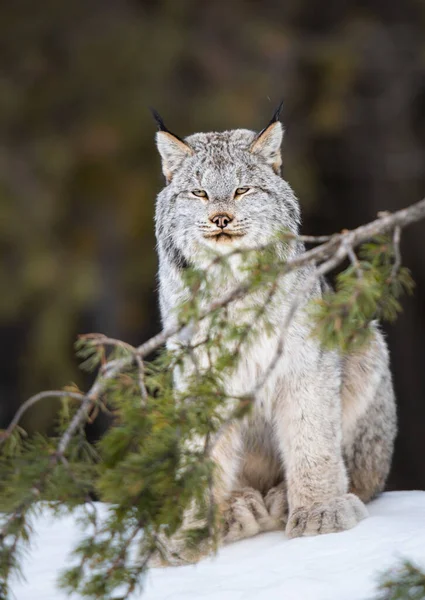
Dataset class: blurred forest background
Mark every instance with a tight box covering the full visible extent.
[1,0,425,491]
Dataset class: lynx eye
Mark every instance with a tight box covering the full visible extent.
[235,187,250,197]
[192,189,208,198]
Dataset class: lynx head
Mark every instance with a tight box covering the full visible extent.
[154,104,301,270]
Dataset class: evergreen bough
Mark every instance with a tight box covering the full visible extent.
[1,198,425,599]
[376,561,425,600]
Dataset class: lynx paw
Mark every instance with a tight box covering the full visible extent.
[264,483,289,529]
[149,534,213,568]
[286,493,368,538]
[223,488,271,543]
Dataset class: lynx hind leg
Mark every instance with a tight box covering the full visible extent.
[344,370,397,503]
[223,485,287,543]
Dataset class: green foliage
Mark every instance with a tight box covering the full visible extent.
[0,232,416,598]
[376,561,425,600]
[310,236,414,352]
[0,338,241,597]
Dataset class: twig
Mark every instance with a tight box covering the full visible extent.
[285,232,334,243]
[135,354,148,406]
[345,242,363,279]
[391,225,402,279]
[0,391,85,443]
[81,333,136,354]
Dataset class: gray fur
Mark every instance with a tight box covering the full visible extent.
[153,114,397,564]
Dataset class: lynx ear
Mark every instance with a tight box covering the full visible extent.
[151,109,193,182]
[250,102,284,174]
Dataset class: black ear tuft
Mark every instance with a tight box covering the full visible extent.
[150,107,186,142]
[255,100,284,139]
[150,107,169,133]
[269,100,284,124]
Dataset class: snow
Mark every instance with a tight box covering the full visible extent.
[11,491,425,600]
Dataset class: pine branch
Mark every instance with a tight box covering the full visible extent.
[1,204,423,472]
[1,198,424,448]
[1,197,424,598]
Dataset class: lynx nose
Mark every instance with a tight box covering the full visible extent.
[210,213,234,229]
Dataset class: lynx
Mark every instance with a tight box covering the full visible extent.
[152,106,397,564]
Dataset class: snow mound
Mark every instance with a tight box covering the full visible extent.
[12,491,425,600]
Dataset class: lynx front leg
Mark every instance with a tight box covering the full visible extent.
[286,493,367,537]
[274,366,368,538]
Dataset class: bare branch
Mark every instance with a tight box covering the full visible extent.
[391,226,402,279]
[135,354,148,406]
[345,242,363,279]
[285,233,334,243]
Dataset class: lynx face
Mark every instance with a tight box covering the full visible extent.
[154,112,300,269]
